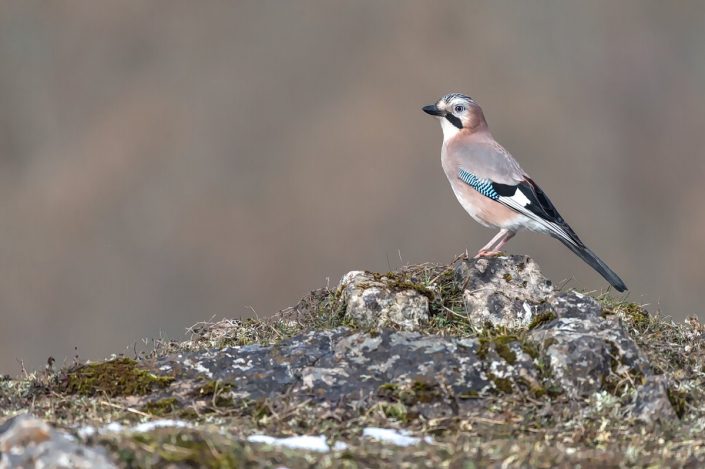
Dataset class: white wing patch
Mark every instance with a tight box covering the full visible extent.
[497,189,577,247]
[503,189,531,207]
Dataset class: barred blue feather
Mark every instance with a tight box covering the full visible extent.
[458,168,499,200]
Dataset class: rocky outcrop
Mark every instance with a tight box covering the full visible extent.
[0,254,699,467]
[455,255,554,329]
[163,328,539,418]
[529,293,648,397]
[0,414,114,468]
[332,256,670,418]
[340,270,430,330]
[144,255,673,423]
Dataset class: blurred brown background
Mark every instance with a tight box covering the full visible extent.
[0,1,703,374]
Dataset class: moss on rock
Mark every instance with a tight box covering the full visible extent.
[528,310,557,329]
[60,358,174,397]
[193,379,235,407]
[478,335,518,365]
[143,397,180,416]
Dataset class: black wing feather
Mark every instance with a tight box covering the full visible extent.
[490,177,627,292]
[493,178,582,244]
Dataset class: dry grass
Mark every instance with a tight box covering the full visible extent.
[1,262,705,467]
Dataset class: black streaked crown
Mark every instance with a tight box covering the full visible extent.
[441,93,474,104]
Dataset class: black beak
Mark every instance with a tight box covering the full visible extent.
[422,104,445,116]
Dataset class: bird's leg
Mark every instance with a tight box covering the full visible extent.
[491,230,515,252]
[474,229,508,257]
[474,229,515,258]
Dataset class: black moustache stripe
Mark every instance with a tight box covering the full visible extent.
[445,114,463,129]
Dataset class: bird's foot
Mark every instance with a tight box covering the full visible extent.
[473,250,505,259]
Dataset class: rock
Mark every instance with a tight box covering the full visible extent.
[339,270,430,329]
[163,328,541,416]
[1,254,694,466]
[0,413,51,452]
[633,376,678,424]
[158,256,673,422]
[0,414,115,469]
[529,292,651,398]
[454,255,554,328]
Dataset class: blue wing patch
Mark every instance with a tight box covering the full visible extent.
[458,168,499,200]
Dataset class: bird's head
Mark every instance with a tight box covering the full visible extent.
[422,93,487,139]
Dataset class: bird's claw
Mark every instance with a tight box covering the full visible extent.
[473,250,505,259]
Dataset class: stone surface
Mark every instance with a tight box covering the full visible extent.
[633,376,678,424]
[529,291,651,398]
[339,270,430,330]
[1,255,685,465]
[157,256,672,421]
[0,414,115,469]
[164,328,542,417]
[454,255,554,328]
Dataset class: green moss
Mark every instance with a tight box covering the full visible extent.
[376,382,399,399]
[123,430,243,467]
[542,338,558,349]
[478,336,518,365]
[495,343,517,365]
[196,379,232,396]
[408,380,443,404]
[215,396,234,407]
[487,373,513,394]
[599,298,651,330]
[60,358,174,397]
[476,340,489,360]
[371,272,434,300]
[143,397,180,416]
[520,341,540,360]
[379,402,408,421]
[528,311,557,330]
[242,398,273,423]
[502,273,513,282]
[378,380,443,406]
[667,387,689,419]
[621,304,651,330]
[141,397,199,420]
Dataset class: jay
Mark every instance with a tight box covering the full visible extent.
[423,93,627,292]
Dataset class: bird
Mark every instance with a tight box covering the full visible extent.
[422,93,627,292]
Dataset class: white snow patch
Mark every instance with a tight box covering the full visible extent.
[104,422,125,433]
[247,434,347,453]
[132,419,192,433]
[362,427,432,446]
[77,425,97,439]
[77,419,192,438]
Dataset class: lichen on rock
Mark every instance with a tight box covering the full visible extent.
[1,254,703,467]
[339,270,431,329]
[455,255,554,329]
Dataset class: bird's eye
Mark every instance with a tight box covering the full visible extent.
[454,105,465,113]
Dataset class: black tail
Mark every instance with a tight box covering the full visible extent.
[552,235,628,292]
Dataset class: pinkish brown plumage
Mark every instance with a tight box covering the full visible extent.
[423,93,627,292]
